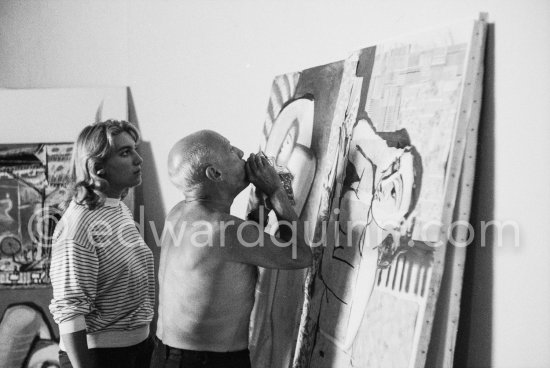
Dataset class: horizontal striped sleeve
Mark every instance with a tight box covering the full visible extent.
[49,238,99,330]
[58,315,87,334]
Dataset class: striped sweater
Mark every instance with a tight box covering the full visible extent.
[49,197,155,349]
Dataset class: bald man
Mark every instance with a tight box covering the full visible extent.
[154,130,312,368]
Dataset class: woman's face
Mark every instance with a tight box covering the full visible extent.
[101,131,143,198]
[372,152,414,229]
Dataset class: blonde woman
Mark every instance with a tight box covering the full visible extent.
[49,120,155,368]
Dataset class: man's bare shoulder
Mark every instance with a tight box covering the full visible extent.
[165,200,187,221]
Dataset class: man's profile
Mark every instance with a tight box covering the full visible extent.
[154,130,312,368]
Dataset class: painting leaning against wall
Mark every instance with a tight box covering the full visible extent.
[248,17,486,368]
[0,143,73,288]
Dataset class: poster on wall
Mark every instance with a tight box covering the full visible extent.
[0,143,73,288]
[249,18,486,368]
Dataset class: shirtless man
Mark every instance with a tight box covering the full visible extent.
[155,130,312,368]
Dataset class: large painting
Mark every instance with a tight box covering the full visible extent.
[249,18,486,368]
[248,61,346,368]
[0,143,72,287]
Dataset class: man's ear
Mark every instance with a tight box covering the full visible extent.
[205,165,223,182]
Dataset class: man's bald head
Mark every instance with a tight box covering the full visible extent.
[168,130,227,193]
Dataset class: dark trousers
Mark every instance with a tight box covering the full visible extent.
[152,337,251,368]
[59,336,154,368]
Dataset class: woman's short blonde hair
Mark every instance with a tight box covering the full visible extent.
[70,120,140,210]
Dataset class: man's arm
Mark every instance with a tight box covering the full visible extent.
[216,212,312,269]
[267,188,311,262]
[215,153,312,268]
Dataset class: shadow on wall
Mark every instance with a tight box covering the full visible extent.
[127,87,166,337]
[454,22,495,367]
[0,303,60,368]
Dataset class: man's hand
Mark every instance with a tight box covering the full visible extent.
[248,185,265,210]
[246,153,282,196]
[246,186,270,224]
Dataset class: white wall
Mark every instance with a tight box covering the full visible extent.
[490,2,550,368]
[0,1,128,88]
[1,1,549,367]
